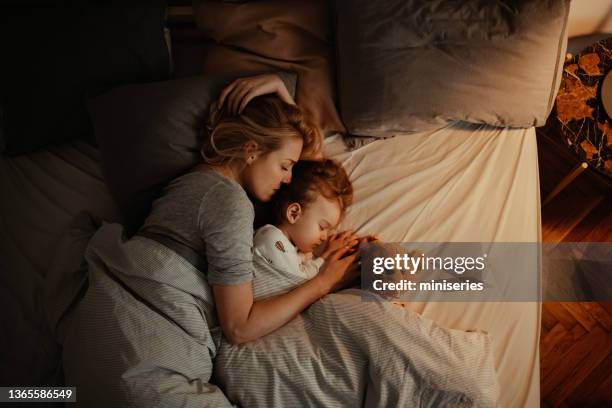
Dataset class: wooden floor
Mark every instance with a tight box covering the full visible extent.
[537,124,612,407]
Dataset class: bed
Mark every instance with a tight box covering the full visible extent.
[1,122,541,407]
[1,1,571,406]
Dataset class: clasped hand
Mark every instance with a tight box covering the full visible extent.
[315,230,379,260]
[312,230,380,294]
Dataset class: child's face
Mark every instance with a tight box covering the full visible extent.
[290,195,342,253]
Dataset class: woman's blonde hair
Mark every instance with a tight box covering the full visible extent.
[201,95,322,166]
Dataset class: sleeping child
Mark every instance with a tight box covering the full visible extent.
[251,158,363,300]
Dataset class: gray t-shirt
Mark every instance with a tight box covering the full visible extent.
[140,167,255,285]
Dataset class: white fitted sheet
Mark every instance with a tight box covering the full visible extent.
[326,122,541,408]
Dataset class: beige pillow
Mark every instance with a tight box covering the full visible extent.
[194,0,345,135]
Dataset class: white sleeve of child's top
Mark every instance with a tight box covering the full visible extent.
[299,257,325,279]
[253,224,302,276]
[298,252,313,263]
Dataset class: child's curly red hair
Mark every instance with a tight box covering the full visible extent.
[272,159,353,225]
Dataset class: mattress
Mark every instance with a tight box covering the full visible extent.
[327,123,541,408]
[0,123,541,407]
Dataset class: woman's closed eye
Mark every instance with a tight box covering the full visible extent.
[281,160,296,173]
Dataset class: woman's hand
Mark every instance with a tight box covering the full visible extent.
[315,230,380,259]
[218,73,295,115]
[315,246,361,295]
[316,230,360,260]
[355,234,380,246]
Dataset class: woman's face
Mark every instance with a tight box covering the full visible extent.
[243,137,303,202]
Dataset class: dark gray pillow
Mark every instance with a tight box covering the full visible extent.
[334,0,570,137]
[88,73,296,234]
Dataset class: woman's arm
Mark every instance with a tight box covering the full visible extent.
[200,183,360,345]
[213,247,359,345]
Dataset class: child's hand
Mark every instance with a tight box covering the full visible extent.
[316,230,360,260]
[355,234,380,246]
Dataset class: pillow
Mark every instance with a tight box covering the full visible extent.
[0,1,171,155]
[193,0,345,135]
[333,0,571,137]
[88,73,296,234]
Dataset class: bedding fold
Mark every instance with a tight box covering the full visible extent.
[57,223,232,408]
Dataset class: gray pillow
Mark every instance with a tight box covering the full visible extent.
[334,0,570,137]
[88,73,296,234]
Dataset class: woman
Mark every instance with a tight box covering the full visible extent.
[59,73,361,408]
[139,72,362,345]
